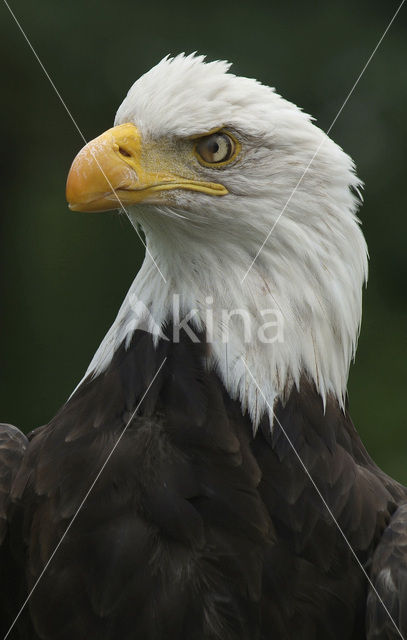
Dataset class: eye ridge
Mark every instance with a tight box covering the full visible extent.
[195,131,238,167]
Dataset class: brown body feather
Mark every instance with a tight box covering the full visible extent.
[1,329,406,639]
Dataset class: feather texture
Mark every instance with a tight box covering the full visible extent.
[1,331,405,638]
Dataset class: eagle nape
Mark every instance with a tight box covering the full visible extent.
[1,53,406,640]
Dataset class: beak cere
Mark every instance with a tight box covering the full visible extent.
[66,123,228,213]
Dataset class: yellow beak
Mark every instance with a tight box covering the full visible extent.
[66,123,228,212]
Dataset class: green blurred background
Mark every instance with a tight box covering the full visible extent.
[1,1,406,480]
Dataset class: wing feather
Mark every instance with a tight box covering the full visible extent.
[367,502,407,638]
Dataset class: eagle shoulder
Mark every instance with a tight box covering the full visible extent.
[0,423,27,543]
[0,422,29,638]
[367,502,407,638]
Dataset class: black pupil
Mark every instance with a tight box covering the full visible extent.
[208,140,220,154]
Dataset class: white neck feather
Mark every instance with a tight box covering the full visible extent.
[85,188,367,430]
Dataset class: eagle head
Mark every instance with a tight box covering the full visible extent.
[66,53,368,427]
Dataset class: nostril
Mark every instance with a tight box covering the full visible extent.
[118,146,131,158]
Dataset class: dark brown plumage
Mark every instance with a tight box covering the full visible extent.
[1,328,406,639]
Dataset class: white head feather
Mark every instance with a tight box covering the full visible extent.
[85,53,368,429]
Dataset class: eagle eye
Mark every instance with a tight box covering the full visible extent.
[194,131,238,167]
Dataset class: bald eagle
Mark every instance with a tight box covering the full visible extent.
[1,54,406,640]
